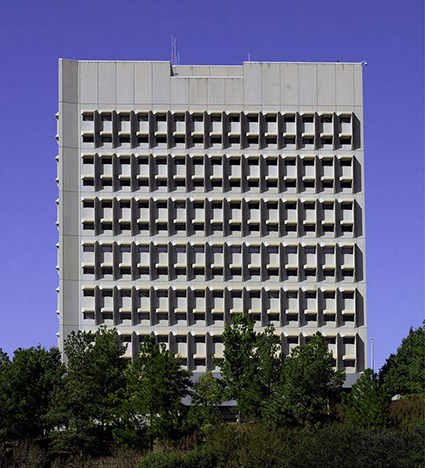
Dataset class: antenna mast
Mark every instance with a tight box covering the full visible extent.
[171,35,178,66]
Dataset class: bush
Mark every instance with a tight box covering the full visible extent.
[283,424,425,468]
[388,396,425,429]
[139,451,183,468]
[139,447,226,468]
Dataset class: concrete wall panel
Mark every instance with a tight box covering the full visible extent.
[317,64,336,106]
[262,62,280,106]
[152,62,171,106]
[336,64,355,106]
[134,62,153,106]
[98,62,116,104]
[280,63,299,106]
[299,63,317,106]
[225,78,243,107]
[79,62,98,104]
[207,78,226,107]
[171,78,189,106]
[116,62,134,105]
[59,60,78,104]
[243,63,262,106]
[189,78,207,108]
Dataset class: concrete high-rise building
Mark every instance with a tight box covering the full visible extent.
[57,60,366,383]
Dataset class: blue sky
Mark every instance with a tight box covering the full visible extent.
[0,0,423,370]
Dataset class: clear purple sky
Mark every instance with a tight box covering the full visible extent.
[0,0,423,370]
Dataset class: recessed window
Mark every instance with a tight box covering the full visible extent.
[284,115,295,122]
[83,135,94,143]
[340,137,351,146]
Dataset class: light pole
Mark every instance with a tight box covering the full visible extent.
[369,337,374,372]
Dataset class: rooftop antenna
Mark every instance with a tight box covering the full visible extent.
[171,35,178,66]
[248,52,251,62]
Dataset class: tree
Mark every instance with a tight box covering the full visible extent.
[48,326,127,455]
[191,371,223,425]
[268,332,345,426]
[0,349,11,442]
[0,346,64,441]
[342,368,389,427]
[126,335,193,450]
[379,322,425,397]
[216,315,284,421]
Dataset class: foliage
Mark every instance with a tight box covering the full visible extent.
[191,371,223,425]
[388,395,425,429]
[0,346,64,441]
[47,326,128,455]
[342,368,389,427]
[266,332,345,426]
[216,315,284,421]
[284,423,425,468]
[139,446,226,468]
[126,335,193,450]
[379,322,425,397]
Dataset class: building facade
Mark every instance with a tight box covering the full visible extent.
[57,60,367,383]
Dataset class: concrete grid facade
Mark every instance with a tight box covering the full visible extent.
[57,60,367,383]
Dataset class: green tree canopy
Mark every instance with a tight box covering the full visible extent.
[379,322,425,397]
[48,326,127,455]
[0,346,64,441]
[343,368,389,427]
[267,332,345,426]
[216,315,284,421]
[126,335,193,450]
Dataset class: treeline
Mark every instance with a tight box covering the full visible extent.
[0,319,423,467]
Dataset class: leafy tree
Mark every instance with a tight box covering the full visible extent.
[191,371,223,425]
[0,346,63,441]
[342,368,389,427]
[267,332,345,426]
[0,349,11,442]
[379,322,425,397]
[48,326,127,455]
[216,315,284,421]
[126,335,193,450]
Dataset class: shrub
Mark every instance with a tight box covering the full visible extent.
[139,447,226,468]
[139,451,183,468]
